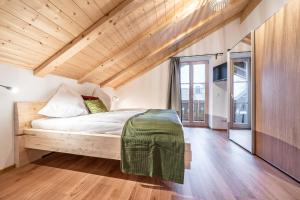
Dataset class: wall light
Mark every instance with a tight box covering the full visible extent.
[0,84,19,94]
[112,96,120,102]
[209,0,229,12]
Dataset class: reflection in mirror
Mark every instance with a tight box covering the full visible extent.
[228,33,253,153]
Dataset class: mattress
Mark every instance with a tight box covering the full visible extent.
[31,109,146,135]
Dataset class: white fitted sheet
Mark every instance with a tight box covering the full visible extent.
[31,109,146,135]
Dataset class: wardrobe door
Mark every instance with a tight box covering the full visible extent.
[254,0,300,181]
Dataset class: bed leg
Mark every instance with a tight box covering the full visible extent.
[15,135,49,167]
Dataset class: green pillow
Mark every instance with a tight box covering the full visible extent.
[84,99,108,113]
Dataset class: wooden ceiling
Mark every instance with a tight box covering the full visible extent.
[0,0,259,88]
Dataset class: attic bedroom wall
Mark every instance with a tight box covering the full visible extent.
[113,60,170,109]
[0,64,98,170]
[113,0,290,129]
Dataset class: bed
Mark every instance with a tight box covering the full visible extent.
[14,102,192,172]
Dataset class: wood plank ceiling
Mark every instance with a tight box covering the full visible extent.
[0,0,255,88]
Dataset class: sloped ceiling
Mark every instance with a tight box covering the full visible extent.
[0,0,259,88]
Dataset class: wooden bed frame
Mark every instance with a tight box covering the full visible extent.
[14,102,192,168]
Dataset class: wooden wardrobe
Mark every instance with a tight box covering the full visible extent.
[254,0,300,181]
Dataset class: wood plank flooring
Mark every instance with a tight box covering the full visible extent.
[0,128,299,200]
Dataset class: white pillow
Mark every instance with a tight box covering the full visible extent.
[39,84,88,118]
[93,88,111,111]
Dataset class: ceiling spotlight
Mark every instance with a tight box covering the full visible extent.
[209,0,229,12]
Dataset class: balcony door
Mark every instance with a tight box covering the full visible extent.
[230,58,251,129]
[180,61,209,127]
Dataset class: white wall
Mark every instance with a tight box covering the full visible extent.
[114,60,170,109]
[0,64,98,170]
[113,0,290,129]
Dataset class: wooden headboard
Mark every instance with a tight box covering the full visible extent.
[14,102,46,135]
[14,102,50,167]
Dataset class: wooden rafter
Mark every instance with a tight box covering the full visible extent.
[0,0,255,85]
[33,0,144,76]
[241,35,251,45]
[101,1,248,88]
[240,0,262,23]
[78,0,207,83]
[114,15,241,88]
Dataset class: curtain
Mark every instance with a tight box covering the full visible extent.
[168,57,182,119]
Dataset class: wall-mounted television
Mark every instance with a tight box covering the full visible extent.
[213,63,227,82]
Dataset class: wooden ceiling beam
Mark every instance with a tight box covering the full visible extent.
[241,36,251,45]
[78,0,207,83]
[240,0,262,23]
[33,0,143,76]
[100,1,247,88]
[113,14,241,88]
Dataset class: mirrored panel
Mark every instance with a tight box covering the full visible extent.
[228,33,254,153]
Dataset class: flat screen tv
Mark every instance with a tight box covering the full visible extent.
[213,62,227,82]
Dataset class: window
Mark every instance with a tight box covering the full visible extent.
[180,60,209,127]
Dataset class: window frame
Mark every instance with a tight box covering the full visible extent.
[180,60,209,127]
[230,57,251,129]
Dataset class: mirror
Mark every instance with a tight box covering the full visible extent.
[227,33,254,153]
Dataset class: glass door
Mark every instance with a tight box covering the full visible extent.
[180,61,208,127]
[230,58,251,129]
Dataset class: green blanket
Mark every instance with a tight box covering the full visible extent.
[121,109,185,184]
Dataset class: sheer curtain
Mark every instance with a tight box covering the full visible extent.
[168,57,182,119]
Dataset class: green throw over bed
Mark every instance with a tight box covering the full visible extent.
[121,109,185,184]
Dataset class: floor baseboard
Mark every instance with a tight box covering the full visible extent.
[0,165,15,175]
[210,128,227,131]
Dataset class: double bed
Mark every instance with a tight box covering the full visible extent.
[14,102,192,182]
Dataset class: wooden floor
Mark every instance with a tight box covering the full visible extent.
[0,128,299,200]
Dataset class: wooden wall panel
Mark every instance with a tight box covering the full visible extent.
[254,0,300,181]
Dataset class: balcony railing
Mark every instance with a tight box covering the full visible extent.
[233,102,248,124]
[181,100,205,122]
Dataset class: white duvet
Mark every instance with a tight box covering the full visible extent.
[32,109,146,135]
